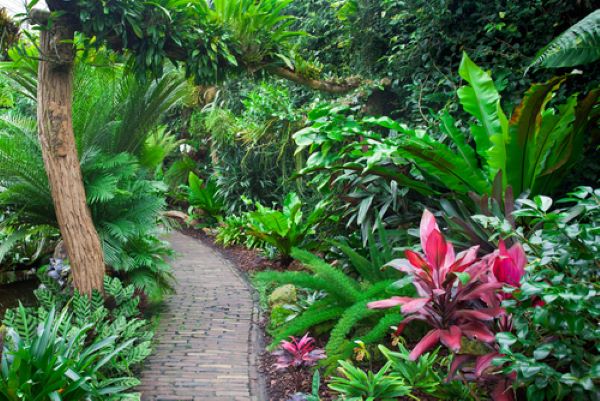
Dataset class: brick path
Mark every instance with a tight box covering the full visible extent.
[138,231,265,401]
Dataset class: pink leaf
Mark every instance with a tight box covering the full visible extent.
[460,282,504,301]
[440,325,462,352]
[425,229,447,270]
[409,329,441,360]
[475,352,500,377]
[461,321,496,343]
[367,297,410,309]
[507,242,526,271]
[449,354,471,377]
[493,240,526,287]
[492,379,515,401]
[455,245,480,266]
[420,209,440,252]
[386,258,417,274]
[400,297,431,314]
[367,297,430,313]
[455,307,504,321]
[405,250,429,271]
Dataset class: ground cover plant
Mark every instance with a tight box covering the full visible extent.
[1,270,153,400]
[256,247,408,366]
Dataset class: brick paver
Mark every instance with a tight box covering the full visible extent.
[138,231,265,401]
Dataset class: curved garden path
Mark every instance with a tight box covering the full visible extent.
[137,231,265,401]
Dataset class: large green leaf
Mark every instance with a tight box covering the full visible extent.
[530,95,577,192]
[439,111,479,173]
[505,76,566,195]
[394,135,489,195]
[530,10,600,69]
[457,52,508,180]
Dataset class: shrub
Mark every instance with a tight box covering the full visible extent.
[215,214,265,249]
[295,54,599,200]
[187,172,225,223]
[273,333,326,370]
[1,274,154,400]
[328,344,476,400]
[493,187,600,400]
[328,360,410,400]
[368,209,504,360]
[0,307,140,400]
[0,116,174,301]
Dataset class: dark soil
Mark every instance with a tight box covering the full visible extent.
[179,227,304,273]
[0,279,39,318]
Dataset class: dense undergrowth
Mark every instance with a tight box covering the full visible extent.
[0,1,598,400]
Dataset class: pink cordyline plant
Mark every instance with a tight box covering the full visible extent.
[450,238,530,401]
[273,333,326,370]
[368,209,505,360]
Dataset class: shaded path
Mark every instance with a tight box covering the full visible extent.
[138,231,265,401]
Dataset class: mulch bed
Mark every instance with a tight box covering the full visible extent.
[179,226,305,273]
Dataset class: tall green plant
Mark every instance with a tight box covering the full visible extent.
[246,193,326,264]
[187,172,225,222]
[0,307,139,400]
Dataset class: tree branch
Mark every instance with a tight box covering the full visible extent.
[27,7,368,94]
[266,66,362,94]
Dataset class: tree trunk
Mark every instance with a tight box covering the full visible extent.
[37,20,105,295]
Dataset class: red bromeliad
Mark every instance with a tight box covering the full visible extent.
[368,209,505,360]
[273,333,326,370]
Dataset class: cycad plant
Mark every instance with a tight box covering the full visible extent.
[255,248,410,365]
[0,52,186,300]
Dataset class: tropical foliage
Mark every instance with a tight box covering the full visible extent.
[494,188,599,400]
[1,275,153,399]
[245,193,327,264]
[529,9,600,69]
[295,53,599,200]
[1,1,599,400]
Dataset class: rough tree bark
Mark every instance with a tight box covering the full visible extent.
[37,20,105,294]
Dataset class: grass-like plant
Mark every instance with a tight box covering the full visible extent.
[0,305,142,400]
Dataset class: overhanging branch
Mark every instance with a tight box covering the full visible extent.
[27,6,367,94]
[266,66,362,94]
